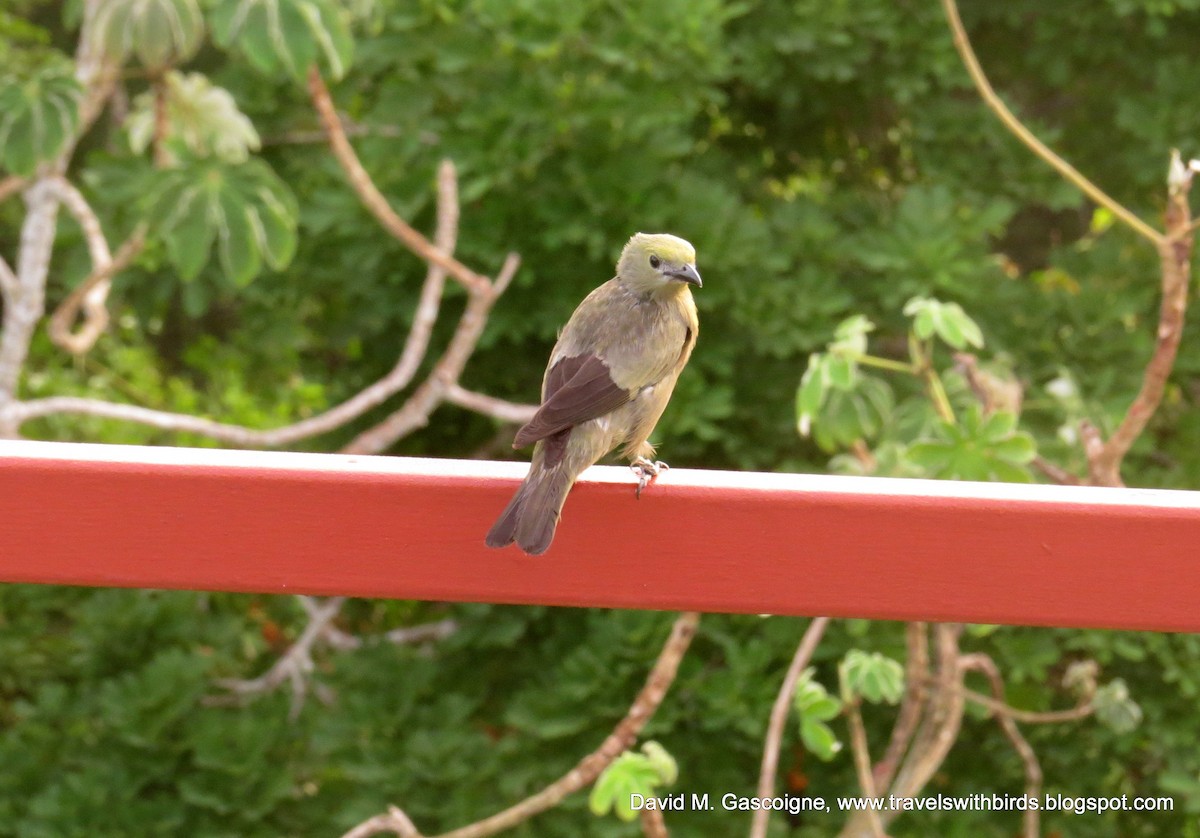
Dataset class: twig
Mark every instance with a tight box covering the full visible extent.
[845,697,886,838]
[0,255,16,298]
[344,253,521,454]
[341,612,701,838]
[261,124,408,146]
[14,173,531,444]
[152,73,171,168]
[443,383,538,424]
[0,176,24,204]
[939,0,1163,246]
[1086,156,1193,486]
[341,807,421,838]
[208,596,346,721]
[872,622,928,792]
[886,625,965,803]
[1031,455,1080,486]
[639,808,669,838]
[0,179,61,425]
[959,654,1043,838]
[307,66,496,296]
[749,616,830,838]
[957,684,1094,725]
[48,221,147,355]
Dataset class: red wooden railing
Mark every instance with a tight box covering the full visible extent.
[0,440,1196,632]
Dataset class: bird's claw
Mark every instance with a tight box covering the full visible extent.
[630,457,669,499]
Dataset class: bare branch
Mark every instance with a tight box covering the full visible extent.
[443,383,537,424]
[261,124,408,146]
[960,654,1043,838]
[1032,455,1081,486]
[48,223,147,355]
[873,622,928,792]
[152,73,171,168]
[343,262,517,455]
[958,684,1094,726]
[1087,158,1194,486]
[341,612,701,838]
[341,807,421,838]
[0,180,62,425]
[940,0,1163,246]
[49,177,112,267]
[0,176,24,205]
[886,625,965,804]
[0,255,16,298]
[639,808,669,838]
[16,186,520,445]
[307,66,498,296]
[750,616,830,838]
[845,698,886,838]
[207,596,346,721]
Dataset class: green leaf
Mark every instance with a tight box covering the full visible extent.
[796,354,828,437]
[793,668,843,760]
[1094,679,1143,734]
[800,717,842,761]
[840,650,904,704]
[589,742,677,822]
[0,69,81,175]
[90,0,204,71]
[826,354,857,390]
[210,0,354,81]
[144,158,297,285]
[127,71,261,164]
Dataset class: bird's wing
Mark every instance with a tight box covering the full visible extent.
[512,353,631,447]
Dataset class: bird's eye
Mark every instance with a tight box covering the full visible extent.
[649,255,661,269]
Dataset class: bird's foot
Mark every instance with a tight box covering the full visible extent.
[630,457,669,499]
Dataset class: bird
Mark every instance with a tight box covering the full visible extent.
[485,232,702,555]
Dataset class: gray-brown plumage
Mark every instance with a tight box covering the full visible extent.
[486,232,702,555]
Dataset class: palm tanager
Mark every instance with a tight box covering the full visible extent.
[486,232,701,555]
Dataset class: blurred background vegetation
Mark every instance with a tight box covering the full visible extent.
[2,0,1200,835]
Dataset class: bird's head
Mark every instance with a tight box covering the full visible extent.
[617,232,702,295]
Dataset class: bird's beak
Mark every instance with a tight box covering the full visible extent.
[666,264,702,288]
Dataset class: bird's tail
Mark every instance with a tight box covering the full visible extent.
[485,465,574,555]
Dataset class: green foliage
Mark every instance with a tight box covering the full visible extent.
[142,157,298,286]
[209,0,353,81]
[1093,679,1144,734]
[792,667,843,761]
[839,650,905,705]
[89,0,204,70]
[0,68,80,175]
[589,741,677,822]
[908,405,1037,482]
[904,296,985,350]
[6,0,1200,835]
[126,71,261,163]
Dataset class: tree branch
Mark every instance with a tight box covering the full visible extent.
[939,0,1163,246]
[959,654,1042,838]
[47,223,146,355]
[872,622,928,792]
[0,176,24,205]
[443,383,537,424]
[750,616,830,838]
[845,698,886,838]
[639,808,669,838]
[0,255,16,298]
[207,596,346,721]
[343,254,521,455]
[341,612,701,838]
[15,168,530,445]
[307,66,500,296]
[1087,154,1194,485]
[957,684,1094,725]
